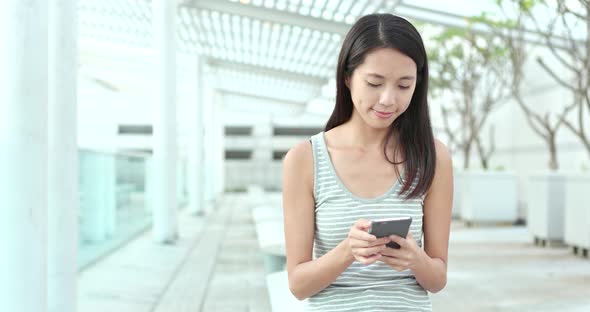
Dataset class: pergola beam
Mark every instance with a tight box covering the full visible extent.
[208,58,327,86]
[186,0,351,35]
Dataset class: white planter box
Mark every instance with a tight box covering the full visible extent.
[460,171,518,223]
[563,174,590,249]
[527,173,566,243]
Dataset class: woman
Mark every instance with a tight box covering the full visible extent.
[282,13,453,311]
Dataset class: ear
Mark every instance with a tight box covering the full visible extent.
[344,75,350,89]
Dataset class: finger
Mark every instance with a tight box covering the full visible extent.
[355,219,372,231]
[350,236,390,248]
[349,228,377,242]
[389,235,406,248]
[378,247,402,258]
[349,238,369,248]
[357,253,382,265]
[374,237,391,246]
[356,236,391,247]
[349,238,377,248]
[356,245,387,257]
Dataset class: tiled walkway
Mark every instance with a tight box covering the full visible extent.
[78,193,270,312]
[431,223,590,311]
[78,193,590,312]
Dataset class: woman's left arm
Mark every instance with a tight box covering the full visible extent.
[379,139,453,293]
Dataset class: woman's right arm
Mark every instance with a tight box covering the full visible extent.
[282,141,390,300]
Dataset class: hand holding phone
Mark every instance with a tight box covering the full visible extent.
[347,219,392,265]
[369,217,412,249]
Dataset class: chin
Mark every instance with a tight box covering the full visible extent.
[359,113,395,129]
[369,121,394,130]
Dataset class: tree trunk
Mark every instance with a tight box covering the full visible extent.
[548,133,559,171]
[463,143,472,170]
[475,135,489,170]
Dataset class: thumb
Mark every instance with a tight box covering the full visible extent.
[356,219,372,230]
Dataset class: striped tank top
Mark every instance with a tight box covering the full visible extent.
[307,132,432,312]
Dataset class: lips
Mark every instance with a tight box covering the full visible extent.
[372,109,394,119]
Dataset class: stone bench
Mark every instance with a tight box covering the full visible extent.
[266,270,305,312]
[247,184,266,208]
[253,205,283,223]
[255,219,287,273]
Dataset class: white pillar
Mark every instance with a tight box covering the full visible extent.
[145,158,154,214]
[0,1,48,312]
[48,1,78,311]
[252,119,273,188]
[203,70,216,212]
[187,56,205,216]
[152,0,177,243]
[213,91,225,198]
[176,159,186,205]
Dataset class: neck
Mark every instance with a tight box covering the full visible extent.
[342,114,393,151]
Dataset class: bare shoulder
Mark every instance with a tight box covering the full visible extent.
[433,138,452,170]
[425,138,453,197]
[283,140,313,169]
[283,139,314,189]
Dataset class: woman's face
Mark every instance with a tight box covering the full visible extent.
[346,47,417,129]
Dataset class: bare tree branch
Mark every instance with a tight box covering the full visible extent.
[514,95,548,140]
[558,6,584,62]
[529,11,580,73]
[562,5,586,20]
[536,57,578,92]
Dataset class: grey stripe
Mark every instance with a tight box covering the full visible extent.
[308,132,432,312]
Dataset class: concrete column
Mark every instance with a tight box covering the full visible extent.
[213,91,225,198]
[152,0,177,243]
[176,158,186,206]
[48,1,78,311]
[144,157,154,214]
[0,1,48,311]
[187,56,205,215]
[252,119,273,188]
[203,68,216,212]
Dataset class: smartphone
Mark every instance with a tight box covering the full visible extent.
[368,217,412,249]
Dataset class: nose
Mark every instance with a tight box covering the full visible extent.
[379,86,396,108]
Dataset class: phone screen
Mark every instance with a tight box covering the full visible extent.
[369,217,412,249]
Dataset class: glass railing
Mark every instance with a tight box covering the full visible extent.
[78,150,152,270]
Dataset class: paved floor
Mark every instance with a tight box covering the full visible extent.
[431,224,590,311]
[78,192,590,312]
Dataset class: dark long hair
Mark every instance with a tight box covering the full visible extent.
[325,14,436,199]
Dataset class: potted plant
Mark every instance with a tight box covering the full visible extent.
[468,0,580,245]
[429,24,518,225]
[521,0,590,254]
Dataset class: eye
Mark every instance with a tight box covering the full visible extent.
[367,82,381,87]
[399,85,411,90]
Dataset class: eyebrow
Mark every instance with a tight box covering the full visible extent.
[366,73,415,80]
